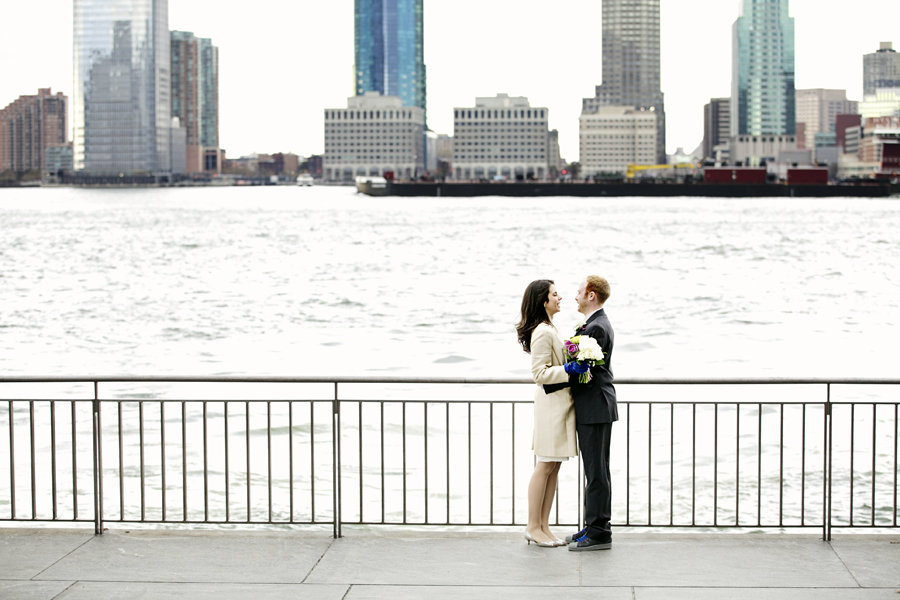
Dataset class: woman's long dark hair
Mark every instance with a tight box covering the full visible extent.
[515,279,554,354]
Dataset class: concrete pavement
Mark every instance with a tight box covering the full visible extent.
[1,527,899,599]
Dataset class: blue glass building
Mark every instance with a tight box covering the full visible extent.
[354,0,426,123]
[732,0,795,136]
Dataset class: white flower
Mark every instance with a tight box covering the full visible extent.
[576,335,604,362]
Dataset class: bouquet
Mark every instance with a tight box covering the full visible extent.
[563,335,605,383]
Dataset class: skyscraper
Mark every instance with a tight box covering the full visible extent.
[0,88,67,173]
[354,0,426,123]
[863,42,900,97]
[73,0,171,174]
[582,0,666,163]
[171,31,219,173]
[732,0,795,137]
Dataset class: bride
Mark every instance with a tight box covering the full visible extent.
[515,279,587,547]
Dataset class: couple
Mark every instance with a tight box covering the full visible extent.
[515,275,617,552]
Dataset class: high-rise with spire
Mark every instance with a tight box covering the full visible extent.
[582,0,666,164]
[73,0,171,174]
[731,0,796,137]
[354,0,426,124]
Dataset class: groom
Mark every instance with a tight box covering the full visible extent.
[567,275,617,551]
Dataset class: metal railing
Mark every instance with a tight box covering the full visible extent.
[1,377,897,540]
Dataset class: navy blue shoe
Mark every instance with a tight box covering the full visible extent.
[568,533,612,552]
[564,527,587,544]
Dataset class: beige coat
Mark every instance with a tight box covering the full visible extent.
[529,323,577,458]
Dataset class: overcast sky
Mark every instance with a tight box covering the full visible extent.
[3,0,898,162]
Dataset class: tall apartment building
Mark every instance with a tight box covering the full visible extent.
[795,89,857,152]
[171,31,220,173]
[732,0,796,137]
[582,0,665,163]
[0,88,67,173]
[580,106,658,175]
[323,92,424,182]
[452,94,549,181]
[73,0,171,174]
[703,98,730,160]
[354,0,425,123]
[863,42,900,96]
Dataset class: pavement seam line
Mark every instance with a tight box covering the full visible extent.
[341,583,354,600]
[299,536,336,584]
[49,580,79,600]
[31,534,97,581]
[827,540,864,588]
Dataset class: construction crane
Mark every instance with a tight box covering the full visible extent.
[625,163,697,179]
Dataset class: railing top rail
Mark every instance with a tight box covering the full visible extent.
[0,376,899,385]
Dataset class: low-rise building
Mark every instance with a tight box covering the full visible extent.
[579,106,658,176]
[452,94,549,181]
[323,92,425,182]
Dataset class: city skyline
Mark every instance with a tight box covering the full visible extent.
[3,0,899,163]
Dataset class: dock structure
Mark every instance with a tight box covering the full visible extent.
[1,527,898,598]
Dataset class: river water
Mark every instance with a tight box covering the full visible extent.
[2,185,899,378]
[1,185,898,528]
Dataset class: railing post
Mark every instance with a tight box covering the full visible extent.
[824,383,832,541]
[333,382,342,538]
[92,381,103,535]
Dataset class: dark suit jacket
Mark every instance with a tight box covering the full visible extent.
[570,308,618,424]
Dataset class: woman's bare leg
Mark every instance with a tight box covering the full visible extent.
[540,462,561,540]
[527,461,557,543]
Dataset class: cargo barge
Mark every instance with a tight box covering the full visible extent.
[357,180,894,198]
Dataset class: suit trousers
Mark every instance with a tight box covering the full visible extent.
[576,421,613,541]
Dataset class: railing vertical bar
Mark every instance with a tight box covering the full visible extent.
[736,403,740,526]
[894,403,898,527]
[309,400,314,523]
[626,401,631,526]
[160,401,166,522]
[445,402,450,525]
[71,400,77,519]
[801,403,807,526]
[512,401,517,525]
[779,403,784,527]
[489,402,494,526]
[669,402,674,527]
[267,401,272,523]
[118,402,123,520]
[871,403,877,526]
[468,402,472,525]
[850,403,855,526]
[289,401,293,523]
[358,400,363,524]
[51,400,57,520]
[691,403,695,527]
[425,402,429,525]
[139,400,145,522]
[203,402,209,522]
[245,400,250,523]
[826,384,833,541]
[224,402,230,522]
[647,403,652,526]
[7,400,14,519]
[357,400,364,523]
[402,401,407,524]
[713,403,718,527]
[380,401,384,524]
[29,400,36,519]
[182,401,187,523]
[757,403,762,527]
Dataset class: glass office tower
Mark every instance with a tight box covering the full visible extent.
[583,0,666,163]
[732,0,795,136]
[73,0,171,173]
[354,0,426,123]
